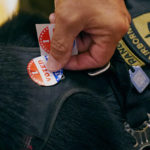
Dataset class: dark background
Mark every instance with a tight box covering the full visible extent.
[20,0,54,18]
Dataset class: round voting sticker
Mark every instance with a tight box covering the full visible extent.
[39,27,51,54]
[27,56,63,86]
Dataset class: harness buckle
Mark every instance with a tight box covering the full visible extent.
[124,114,150,150]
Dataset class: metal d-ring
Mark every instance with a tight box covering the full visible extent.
[124,114,150,150]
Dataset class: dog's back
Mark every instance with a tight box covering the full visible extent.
[0,12,134,150]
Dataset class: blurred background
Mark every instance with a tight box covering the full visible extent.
[0,0,54,26]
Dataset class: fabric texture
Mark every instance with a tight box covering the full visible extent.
[0,0,150,150]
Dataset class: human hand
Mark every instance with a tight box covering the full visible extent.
[47,0,131,72]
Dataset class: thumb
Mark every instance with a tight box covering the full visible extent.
[47,22,75,72]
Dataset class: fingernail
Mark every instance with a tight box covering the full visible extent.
[47,54,62,72]
[49,13,55,23]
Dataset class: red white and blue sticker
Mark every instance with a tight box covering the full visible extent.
[36,24,52,56]
[36,24,78,56]
[27,24,78,86]
[27,56,63,86]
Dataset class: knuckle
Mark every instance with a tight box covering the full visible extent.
[122,17,131,34]
[56,11,79,27]
[110,15,131,38]
[56,11,66,22]
[119,21,130,35]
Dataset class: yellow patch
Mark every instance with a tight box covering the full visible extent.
[133,13,150,47]
[127,27,150,60]
[117,40,145,66]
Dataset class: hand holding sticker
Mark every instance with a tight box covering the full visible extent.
[27,24,77,86]
[48,0,131,72]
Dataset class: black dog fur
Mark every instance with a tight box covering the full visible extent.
[0,12,134,150]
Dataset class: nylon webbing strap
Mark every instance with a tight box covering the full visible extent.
[110,52,150,128]
[115,0,150,130]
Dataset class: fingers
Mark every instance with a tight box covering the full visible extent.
[47,22,75,72]
[47,9,83,72]
[47,0,131,72]
[76,32,92,53]
[49,13,55,23]
[64,43,115,70]
[64,52,99,70]
[54,0,59,7]
[49,15,92,53]
[47,1,84,72]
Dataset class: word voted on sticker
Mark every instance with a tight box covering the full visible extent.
[27,56,63,86]
[27,24,78,86]
[36,24,78,56]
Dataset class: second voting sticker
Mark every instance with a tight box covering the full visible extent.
[49,24,55,40]
[27,56,63,86]
[36,24,51,56]
[36,24,78,56]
